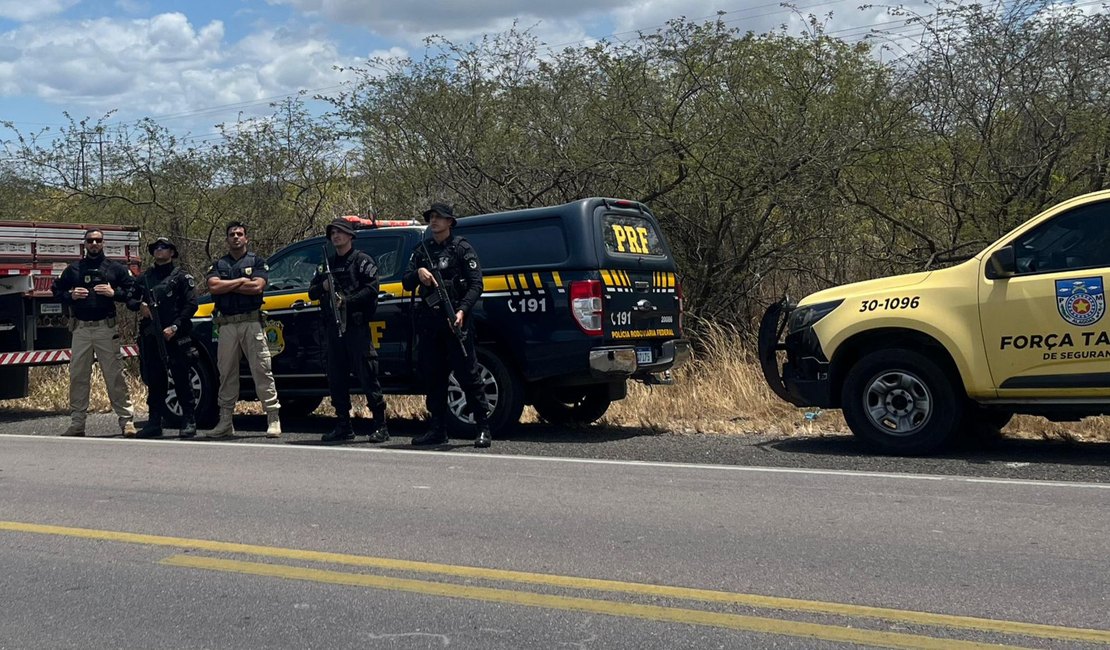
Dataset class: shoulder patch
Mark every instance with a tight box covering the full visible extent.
[185,274,196,288]
[467,259,478,270]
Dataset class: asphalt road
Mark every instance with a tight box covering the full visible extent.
[2,420,1109,649]
[2,408,1109,484]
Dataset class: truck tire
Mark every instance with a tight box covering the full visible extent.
[533,385,612,426]
[447,347,524,437]
[164,355,218,429]
[280,396,324,419]
[841,348,964,455]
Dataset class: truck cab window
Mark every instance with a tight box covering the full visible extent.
[1013,202,1110,274]
[266,246,322,291]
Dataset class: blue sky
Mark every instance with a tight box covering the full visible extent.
[0,0,909,142]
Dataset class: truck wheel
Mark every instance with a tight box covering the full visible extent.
[447,347,524,437]
[280,396,324,419]
[841,349,964,455]
[165,356,218,429]
[533,385,612,426]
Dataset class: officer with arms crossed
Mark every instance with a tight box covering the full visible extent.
[127,237,199,438]
[203,221,281,438]
[308,218,390,443]
[51,229,136,437]
[402,203,492,448]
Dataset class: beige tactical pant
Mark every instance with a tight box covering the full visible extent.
[216,319,280,414]
[69,322,134,426]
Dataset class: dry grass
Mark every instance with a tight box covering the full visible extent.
[3,326,1109,443]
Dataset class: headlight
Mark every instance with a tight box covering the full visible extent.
[786,299,843,334]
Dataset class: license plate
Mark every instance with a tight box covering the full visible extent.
[40,303,62,314]
[636,347,653,365]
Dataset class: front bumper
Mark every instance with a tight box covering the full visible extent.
[757,299,833,407]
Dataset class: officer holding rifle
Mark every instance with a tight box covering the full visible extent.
[402,203,492,448]
[127,237,199,438]
[308,218,389,443]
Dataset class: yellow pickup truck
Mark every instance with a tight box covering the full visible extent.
[758,190,1110,454]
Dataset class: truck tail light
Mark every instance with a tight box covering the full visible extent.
[570,280,603,336]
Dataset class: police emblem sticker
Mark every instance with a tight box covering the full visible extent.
[1056,277,1105,327]
[264,320,285,356]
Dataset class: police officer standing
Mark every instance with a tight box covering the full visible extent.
[308,218,389,443]
[51,229,137,437]
[203,221,281,438]
[402,203,492,448]
[127,237,199,438]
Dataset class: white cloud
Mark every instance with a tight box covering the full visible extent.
[268,0,618,42]
[0,0,79,22]
[0,12,369,124]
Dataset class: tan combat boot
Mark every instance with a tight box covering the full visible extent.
[265,411,282,438]
[61,422,86,437]
[121,420,138,438]
[205,409,235,439]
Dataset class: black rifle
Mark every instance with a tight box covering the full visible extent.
[322,244,347,336]
[418,238,467,356]
[140,274,170,368]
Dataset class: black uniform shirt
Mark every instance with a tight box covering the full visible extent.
[402,234,483,315]
[308,247,380,317]
[127,262,198,337]
[51,254,134,321]
[205,252,268,316]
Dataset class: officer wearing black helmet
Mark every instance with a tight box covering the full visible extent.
[402,202,492,448]
[308,218,389,443]
[126,237,200,438]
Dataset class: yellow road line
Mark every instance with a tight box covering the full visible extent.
[3,521,1107,644]
[160,555,1023,650]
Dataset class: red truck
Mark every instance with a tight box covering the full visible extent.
[0,221,141,400]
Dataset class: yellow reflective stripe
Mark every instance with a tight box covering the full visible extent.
[533,273,543,289]
[484,275,511,292]
[552,272,562,287]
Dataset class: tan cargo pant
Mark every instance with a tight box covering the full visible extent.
[69,322,134,426]
[216,319,280,414]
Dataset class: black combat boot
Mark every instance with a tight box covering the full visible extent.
[411,420,448,446]
[367,407,390,443]
[474,424,492,448]
[179,409,197,439]
[137,412,164,438]
[322,416,354,442]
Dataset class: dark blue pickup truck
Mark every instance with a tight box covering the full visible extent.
[177,198,691,435]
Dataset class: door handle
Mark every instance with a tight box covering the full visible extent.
[378,291,394,299]
[291,299,308,310]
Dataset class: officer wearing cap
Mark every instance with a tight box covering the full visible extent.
[308,217,389,443]
[126,237,199,438]
[51,228,136,437]
[402,202,492,448]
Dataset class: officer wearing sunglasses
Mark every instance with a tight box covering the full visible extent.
[126,237,199,438]
[51,229,136,437]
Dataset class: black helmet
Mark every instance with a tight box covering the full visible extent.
[147,236,179,258]
[422,202,457,224]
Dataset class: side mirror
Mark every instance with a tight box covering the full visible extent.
[986,246,1016,279]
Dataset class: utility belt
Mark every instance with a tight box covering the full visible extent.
[71,317,117,330]
[213,310,262,326]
